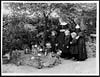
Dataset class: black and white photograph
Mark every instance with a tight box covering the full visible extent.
[1,0,99,76]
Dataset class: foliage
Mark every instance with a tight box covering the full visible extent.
[3,15,38,55]
[2,3,96,55]
[86,41,96,58]
[10,49,61,68]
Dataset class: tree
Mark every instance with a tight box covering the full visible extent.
[5,3,58,50]
[3,2,96,54]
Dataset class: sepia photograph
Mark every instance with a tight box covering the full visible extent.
[1,0,99,76]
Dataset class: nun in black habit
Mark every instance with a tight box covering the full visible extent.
[56,28,65,57]
[75,24,87,61]
[77,31,87,61]
[56,22,67,58]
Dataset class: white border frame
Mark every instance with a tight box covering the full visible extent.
[1,1,99,76]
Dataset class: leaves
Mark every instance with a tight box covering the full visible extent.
[3,2,96,55]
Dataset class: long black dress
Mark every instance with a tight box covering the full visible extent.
[77,32,87,61]
[69,37,78,59]
[63,35,72,58]
[57,32,65,58]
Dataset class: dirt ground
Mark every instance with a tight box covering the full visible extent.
[2,57,97,75]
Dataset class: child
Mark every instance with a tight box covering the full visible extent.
[63,29,72,59]
[45,42,52,56]
[69,32,78,60]
[50,30,58,53]
[31,44,38,55]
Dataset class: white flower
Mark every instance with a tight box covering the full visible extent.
[55,44,58,46]
[34,45,37,47]
[46,43,51,46]
[59,50,62,53]
[67,46,69,48]
[38,53,41,56]
[31,57,35,59]
[57,50,62,55]
[39,49,43,51]
[70,42,72,44]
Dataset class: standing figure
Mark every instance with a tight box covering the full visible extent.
[57,20,69,58]
[63,29,72,59]
[69,32,78,60]
[75,24,87,61]
[77,31,87,61]
[45,42,52,56]
[57,29,65,58]
[31,45,38,55]
[49,30,58,53]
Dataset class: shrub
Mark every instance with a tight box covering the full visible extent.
[2,16,37,55]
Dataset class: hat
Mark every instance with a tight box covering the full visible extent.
[59,18,67,25]
[75,24,80,29]
[60,22,67,25]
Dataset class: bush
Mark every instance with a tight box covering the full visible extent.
[86,41,96,58]
[2,16,38,55]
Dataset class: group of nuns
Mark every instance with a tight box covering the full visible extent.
[45,21,87,61]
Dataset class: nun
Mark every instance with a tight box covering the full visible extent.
[56,21,67,58]
[75,24,87,61]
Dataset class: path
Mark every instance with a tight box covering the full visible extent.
[2,58,97,75]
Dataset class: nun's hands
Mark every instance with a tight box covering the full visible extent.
[76,36,80,39]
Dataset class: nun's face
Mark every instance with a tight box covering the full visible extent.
[71,32,77,38]
[65,30,70,36]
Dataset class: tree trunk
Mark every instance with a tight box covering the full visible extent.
[43,13,48,51]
